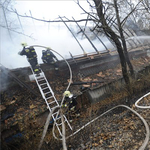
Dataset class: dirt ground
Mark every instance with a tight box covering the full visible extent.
[1,51,150,150]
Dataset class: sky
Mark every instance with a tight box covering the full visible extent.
[0,0,113,69]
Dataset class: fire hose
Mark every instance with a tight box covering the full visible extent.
[135,92,150,109]
[35,45,149,150]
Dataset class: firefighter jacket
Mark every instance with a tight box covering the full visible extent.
[42,50,58,63]
[62,96,77,112]
[20,47,37,60]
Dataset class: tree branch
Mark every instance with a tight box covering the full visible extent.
[0,25,36,39]
[9,7,95,23]
[121,0,143,26]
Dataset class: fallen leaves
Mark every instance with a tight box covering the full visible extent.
[29,104,36,109]
[82,106,150,150]
[5,100,16,106]
[92,143,99,147]
[81,77,92,82]
[17,108,25,113]
[96,72,105,78]
[0,105,6,111]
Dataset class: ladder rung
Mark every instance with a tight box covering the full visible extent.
[52,113,60,120]
[36,76,43,79]
[46,96,53,100]
[56,122,62,126]
[55,117,61,121]
[52,112,60,118]
[52,111,59,116]
[40,83,47,86]
[44,91,51,95]
[48,101,56,105]
[42,87,49,90]
[50,103,59,109]
[53,116,61,121]
[37,78,45,81]
[52,113,66,122]
[56,120,67,126]
[52,114,61,120]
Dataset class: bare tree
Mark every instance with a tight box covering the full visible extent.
[92,0,131,86]
[76,0,137,85]
[113,0,134,77]
[75,0,146,86]
[133,0,150,30]
[0,0,35,39]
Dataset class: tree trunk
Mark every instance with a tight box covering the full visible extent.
[113,0,135,77]
[93,0,130,85]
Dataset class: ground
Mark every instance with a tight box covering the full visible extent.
[73,100,150,150]
[0,50,150,150]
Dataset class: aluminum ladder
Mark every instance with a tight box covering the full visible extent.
[30,67,72,136]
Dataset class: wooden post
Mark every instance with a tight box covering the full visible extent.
[69,51,77,64]
[59,16,86,55]
[93,31,109,52]
[72,17,99,54]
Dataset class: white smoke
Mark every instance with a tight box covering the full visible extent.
[0,1,97,69]
[1,20,114,69]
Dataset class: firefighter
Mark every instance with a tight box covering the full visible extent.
[41,48,59,71]
[18,43,41,75]
[62,91,80,122]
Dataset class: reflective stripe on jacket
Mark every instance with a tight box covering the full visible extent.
[20,47,37,59]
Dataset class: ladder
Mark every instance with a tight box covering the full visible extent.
[30,67,72,136]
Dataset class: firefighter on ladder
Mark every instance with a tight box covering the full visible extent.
[18,43,41,75]
[41,47,59,71]
[62,91,80,122]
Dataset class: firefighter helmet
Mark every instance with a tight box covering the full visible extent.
[21,43,27,47]
[63,91,71,97]
[47,47,52,50]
